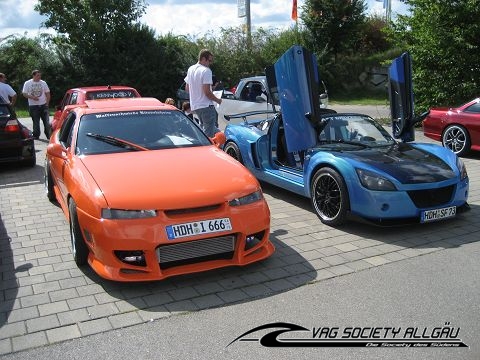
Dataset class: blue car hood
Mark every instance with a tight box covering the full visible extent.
[328,142,456,184]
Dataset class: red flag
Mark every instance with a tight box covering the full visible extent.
[291,0,298,21]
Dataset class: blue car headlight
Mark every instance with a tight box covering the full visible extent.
[102,209,157,219]
[229,190,263,206]
[456,157,468,180]
[356,168,396,191]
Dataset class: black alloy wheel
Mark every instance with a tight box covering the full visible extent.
[310,167,349,226]
[224,141,244,164]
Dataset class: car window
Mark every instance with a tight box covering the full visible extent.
[318,115,394,145]
[240,81,264,102]
[69,92,78,105]
[0,104,11,117]
[59,92,71,110]
[85,90,138,100]
[76,110,211,155]
[59,112,77,148]
[465,102,480,113]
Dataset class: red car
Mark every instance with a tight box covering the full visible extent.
[423,97,480,156]
[51,85,141,131]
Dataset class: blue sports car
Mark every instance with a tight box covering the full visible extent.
[223,46,469,226]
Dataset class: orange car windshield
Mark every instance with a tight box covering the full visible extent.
[76,110,210,155]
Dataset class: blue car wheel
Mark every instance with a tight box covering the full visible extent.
[224,141,244,164]
[310,167,349,226]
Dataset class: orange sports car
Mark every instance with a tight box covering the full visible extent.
[51,85,141,131]
[45,97,274,282]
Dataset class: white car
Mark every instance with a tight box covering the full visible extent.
[216,76,329,127]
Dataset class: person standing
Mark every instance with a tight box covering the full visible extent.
[22,69,51,139]
[184,49,222,137]
[0,73,17,106]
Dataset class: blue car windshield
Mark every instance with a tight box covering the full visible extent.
[317,115,395,147]
[76,110,211,155]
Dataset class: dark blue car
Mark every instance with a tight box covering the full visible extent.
[223,46,469,226]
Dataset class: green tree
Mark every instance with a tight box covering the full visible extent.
[34,0,191,101]
[0,36,67,107]
[195,26,305,89]
[389,0,480,110]
[35,0,147,83]
[301,0,367,61]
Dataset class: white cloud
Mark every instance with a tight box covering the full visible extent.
[0,0,408,41]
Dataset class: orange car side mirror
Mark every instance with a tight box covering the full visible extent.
[211,131,226,147]
[47,143,67,159]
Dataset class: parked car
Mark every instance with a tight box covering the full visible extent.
[223,47,469,226]
[45,97,274,282]
[216,75,330,126]
[232,75,329,108]
[51,85,141,131]
[422,97,480,156]
[0,96,36,167]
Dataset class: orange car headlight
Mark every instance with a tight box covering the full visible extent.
[102,209,157,219]
[228,190,263,206]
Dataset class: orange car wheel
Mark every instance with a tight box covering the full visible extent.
[44,160,56,202]
[68,199,89,266]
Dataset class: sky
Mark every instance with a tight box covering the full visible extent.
[0,0,409,41]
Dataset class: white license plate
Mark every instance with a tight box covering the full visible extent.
[166,217,232,240]
[421,206,456,223]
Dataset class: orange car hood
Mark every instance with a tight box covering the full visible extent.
[80,146,259,209]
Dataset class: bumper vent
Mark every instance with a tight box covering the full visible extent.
[157,235,235,270]
[164,204,221,217]
[407,185,454,208]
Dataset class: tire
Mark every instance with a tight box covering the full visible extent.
[44,160,56,202]
[25,153,36,168]
[224,141,244,164]
[68,199,89,266]
[442,125,470,157]
[310,167,349,226]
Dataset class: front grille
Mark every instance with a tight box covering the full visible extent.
[407,185,454,208]
[157,235,235,270]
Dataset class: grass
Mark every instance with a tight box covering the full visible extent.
[330,92,389,106]
[15,108,55,118]
[330,97,389,106]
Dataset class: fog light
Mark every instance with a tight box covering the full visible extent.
[245,231,265,251]
[114,250,146,266]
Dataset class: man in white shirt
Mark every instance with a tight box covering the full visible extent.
[0,73,17,106]
[22,69,51,139]
[184,49,222,137]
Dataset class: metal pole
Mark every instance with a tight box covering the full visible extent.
[386,0,391,22]
[246,0,252,49]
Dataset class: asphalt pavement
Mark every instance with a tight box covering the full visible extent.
[0,114,479,359]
